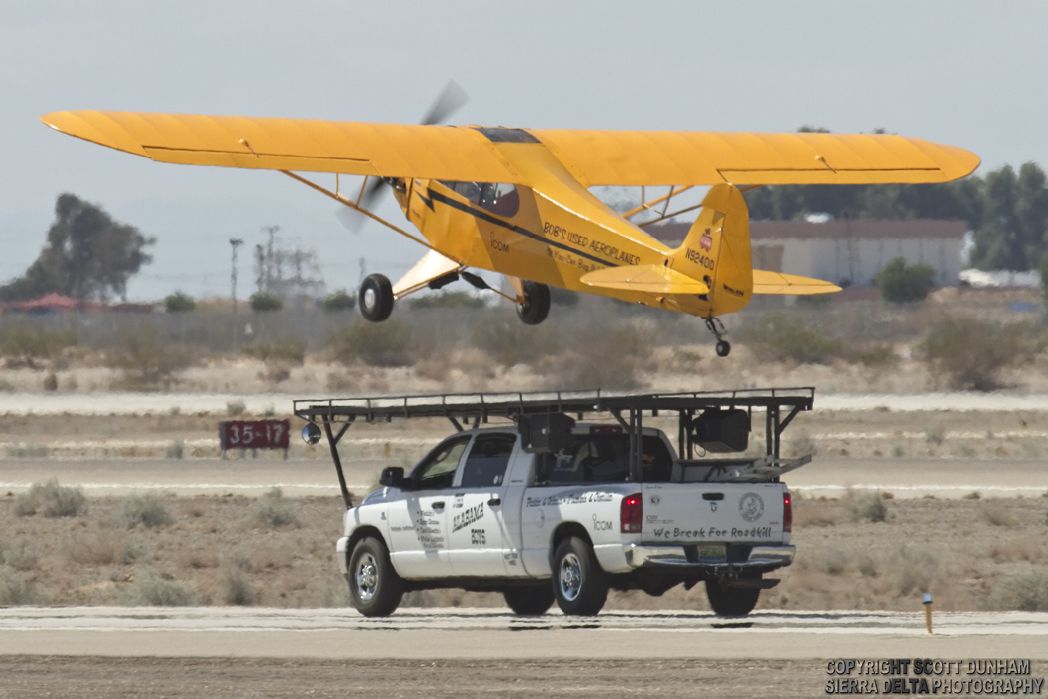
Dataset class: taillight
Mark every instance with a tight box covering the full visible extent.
[783,492,792,533]
[621,493,643,533]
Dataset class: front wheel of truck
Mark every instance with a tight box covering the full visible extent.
[348,536,404,617]
[552,536,609,616]
[705,574,761,617]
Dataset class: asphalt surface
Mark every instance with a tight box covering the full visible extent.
[1,607,1045,660]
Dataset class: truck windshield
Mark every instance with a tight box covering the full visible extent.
[536,433,673,485]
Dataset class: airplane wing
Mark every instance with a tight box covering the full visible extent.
[581,264,710,295]
[751,270,842,295]
[41,111,979,186]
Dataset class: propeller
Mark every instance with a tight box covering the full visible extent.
[337,81,469,232]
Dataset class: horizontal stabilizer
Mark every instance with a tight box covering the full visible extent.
[752,270,841,295]
[581,264,709,295]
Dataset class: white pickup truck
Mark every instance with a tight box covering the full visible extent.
[295,389,812,618]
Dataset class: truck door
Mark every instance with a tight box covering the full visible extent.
[447,433,516,577]
[386,434,469,579]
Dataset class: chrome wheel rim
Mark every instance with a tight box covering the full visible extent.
[355,553,378,602]
[363,287,376,310]
[559,552,582,602]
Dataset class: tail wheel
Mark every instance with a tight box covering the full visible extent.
[516,281,551,325]
[502,585,555,616]
[348,536,404,617]
[552,536,608,616]
[705,574,761,617]
[359,274,394,322]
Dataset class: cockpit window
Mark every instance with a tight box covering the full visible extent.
[439,181,520,218]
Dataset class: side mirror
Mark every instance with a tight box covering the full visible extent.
[379,466,406,489]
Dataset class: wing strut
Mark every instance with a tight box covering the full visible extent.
[280,170,438,252]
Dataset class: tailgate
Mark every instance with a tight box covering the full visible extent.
[642,482,785,544]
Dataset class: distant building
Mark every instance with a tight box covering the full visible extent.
[647,219,968,287]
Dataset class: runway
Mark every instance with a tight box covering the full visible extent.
[1,456,1044,498]
[2,607,1046,660]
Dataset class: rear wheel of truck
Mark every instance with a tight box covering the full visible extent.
[348,536,404,617]
[705,574,761,616]
[552,536,609,616]
[503,585,555,616]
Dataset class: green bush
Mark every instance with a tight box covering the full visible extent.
[321,289,356,312]
[249,292,283,312]
[14,479,86,518]
[164,291,196,313]
[331,320,414,367]
[876,257,936,304]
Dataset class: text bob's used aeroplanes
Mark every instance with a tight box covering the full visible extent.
[41,106,978,356]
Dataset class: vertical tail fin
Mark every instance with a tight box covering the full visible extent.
[668,184,752,314]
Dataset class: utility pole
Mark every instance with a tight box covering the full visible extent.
[261,225,280,292]
[229,238,243,313]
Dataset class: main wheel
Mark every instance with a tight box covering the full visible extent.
[359,273,394,322]
[503,585,555,616]
[705,575,760,616]
[715,339,731,357]
[516,281,551,325]
[552,536,609,616]
[348,536,404,617]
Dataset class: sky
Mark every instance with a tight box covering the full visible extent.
[2,0,1046,301]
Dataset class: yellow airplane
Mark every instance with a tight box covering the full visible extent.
[41,109,978,356]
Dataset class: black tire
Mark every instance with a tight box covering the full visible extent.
[516,281,551,325]
[503,585,555,616]
[347,536,404,617]
[705,575,760,617]
[359,273,394,322]
[552,536,608,616]
[715,340,731,357]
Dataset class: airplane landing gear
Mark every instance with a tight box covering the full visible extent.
[516,281,551,325]
[359,273,394,322]
[705,317,731,357]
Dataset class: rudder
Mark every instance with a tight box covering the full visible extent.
[668,184,752,315]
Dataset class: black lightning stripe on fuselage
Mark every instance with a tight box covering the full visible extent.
[426,189,612,268]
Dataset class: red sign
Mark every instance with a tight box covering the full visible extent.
[219,419,290,451]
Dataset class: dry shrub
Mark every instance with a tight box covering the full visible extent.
[889,544,941,595]
[543,323,646,390]
[106,330,191,390]
[125,569,194,606]
[243,339,305,366]
[220,562,256,606]
[14,479,86,518]
[122,493,174,529]
[817,548,848,575]
[792,501,840,527]
[988,572,1048,612]
[0,568,42,605]
[844,490,888,523]
[981,504,1018,527]
[331,320,414,367]
[739,313,845,365]
[252,488,299,528]
[989,540,1043,563]
[920,317,1046,391]
[1,537,38,571]
[65,530,134,566]
[0,323,76,370]
[470,318,550,368]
